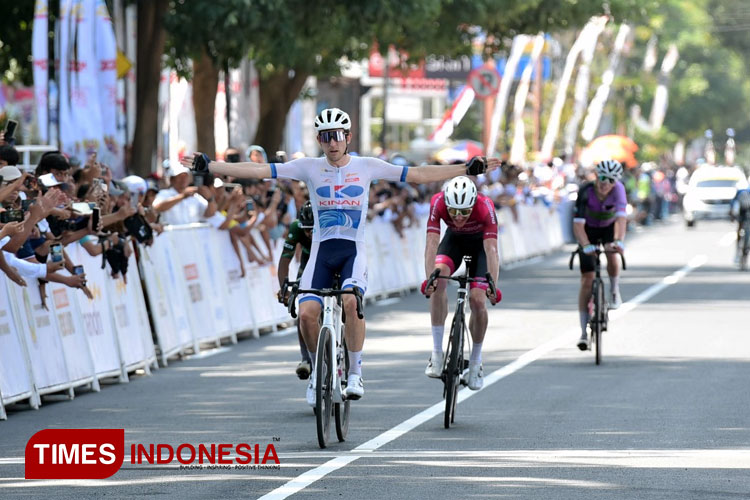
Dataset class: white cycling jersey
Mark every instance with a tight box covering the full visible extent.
[271,156,408,242]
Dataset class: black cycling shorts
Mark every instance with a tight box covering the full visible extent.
[579,224,615,274]
[435,229,488,287]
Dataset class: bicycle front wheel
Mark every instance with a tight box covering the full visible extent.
[315,327,333,448]
[335,336,350,442]
[444,314,463,429]
[593,280,604,365]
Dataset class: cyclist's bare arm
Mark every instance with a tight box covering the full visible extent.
[405,157,501,183]
[179,156,271,180]
[483,238,499,285]
[572,220,589,247]
[424,232,441,277]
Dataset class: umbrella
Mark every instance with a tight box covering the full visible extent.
[435,140,484,164]
[580,135,639,168]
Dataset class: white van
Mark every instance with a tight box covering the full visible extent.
[683,165,748,227]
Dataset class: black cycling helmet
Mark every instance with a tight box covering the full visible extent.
[298,201,314,229]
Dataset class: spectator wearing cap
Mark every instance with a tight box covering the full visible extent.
[152,163,230,229]
[246,145,268,164]
[0,166,25,206]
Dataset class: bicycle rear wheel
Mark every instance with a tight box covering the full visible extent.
[335,336,350,442]
[315,327,333,448]
[741,223,750,270]
[592,280,604,365]
[444,313,463,429]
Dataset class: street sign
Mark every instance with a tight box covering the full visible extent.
[468,67,501,99]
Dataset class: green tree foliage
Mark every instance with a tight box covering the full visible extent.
[0,3,36,85]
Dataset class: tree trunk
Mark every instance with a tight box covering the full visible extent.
[192,48,219,157]
[254,69,309,156]
[130,0,168,177]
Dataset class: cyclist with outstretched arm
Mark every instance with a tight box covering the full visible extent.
[182,108,499,406]
[573,159,627,351]
[421,176,501,390]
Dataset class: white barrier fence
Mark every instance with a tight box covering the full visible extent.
[0,202,562,419]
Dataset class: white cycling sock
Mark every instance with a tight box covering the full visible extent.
[579,310,589,337]
[610,276,620,296]
[348,350,362,376]
[470,342,482,364]
[431,325,445,353]
[308,351,316,370]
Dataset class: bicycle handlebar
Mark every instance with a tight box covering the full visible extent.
[425,269,497,305]
[569,246,627,270]
[279,278,364,320]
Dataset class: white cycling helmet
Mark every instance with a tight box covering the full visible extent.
[444,176,477,209]
[595,159,624,180]
[314,107,351,132]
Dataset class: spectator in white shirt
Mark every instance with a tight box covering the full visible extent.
[152,162,229,229]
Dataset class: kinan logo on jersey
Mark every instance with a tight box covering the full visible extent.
[316,185,364,206]
[25,429,280,479]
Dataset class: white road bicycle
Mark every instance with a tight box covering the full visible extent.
[281,278,364,448]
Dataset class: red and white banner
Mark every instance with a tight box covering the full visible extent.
[428,86,476,144]
[32,0,49,143]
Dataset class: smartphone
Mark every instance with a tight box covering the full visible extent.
[73,265,84,275]
[71,202,93,215]
[245,200,255,212]
[0,209,23,223]
[50,243,63,263]
[91,207,100,231]
[224,182,241,192]
[130,191,140,208]
[3,120,18,143]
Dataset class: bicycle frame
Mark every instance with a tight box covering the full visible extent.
[280,279,363,447]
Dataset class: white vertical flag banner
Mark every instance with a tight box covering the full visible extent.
[648,44,679,131]
[488,35,528,156]
[581,24,632,142]
[95,0,122,174]
[562,21,607,156]
[509,34,546,165]
[541,16,608,160]
[32,0,49,143]
[69,0,104,159]
[57,0,77,153]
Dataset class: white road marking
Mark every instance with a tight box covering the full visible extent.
[257,256,708,500]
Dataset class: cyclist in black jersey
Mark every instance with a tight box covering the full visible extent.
[277,201,314,379]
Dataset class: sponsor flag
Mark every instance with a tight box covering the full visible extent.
[32,0,49,143]
[429,85,476,144]
[509,33,546,165]
[487,34,528,156]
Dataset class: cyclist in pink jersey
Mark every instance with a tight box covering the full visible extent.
[182,109,501,404]
[421,176,501,390]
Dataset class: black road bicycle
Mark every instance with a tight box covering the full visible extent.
[570,246,626,365]
[425,256,497,428]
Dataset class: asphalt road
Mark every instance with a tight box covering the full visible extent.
[1,216,749,499]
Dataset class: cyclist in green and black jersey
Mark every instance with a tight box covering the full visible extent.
[277,201,314,379]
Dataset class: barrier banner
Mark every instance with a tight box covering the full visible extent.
[216,233,255,334]
[139,236,193,362]
[8,279,71,394]
[105,267,151,372]
[0,276,37,411]
[47,280,98,387]
[69,244,123,379]
[124,251,157,366]
[193,228,232,339]
[244,263,278,328]
[167,229,218,345]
